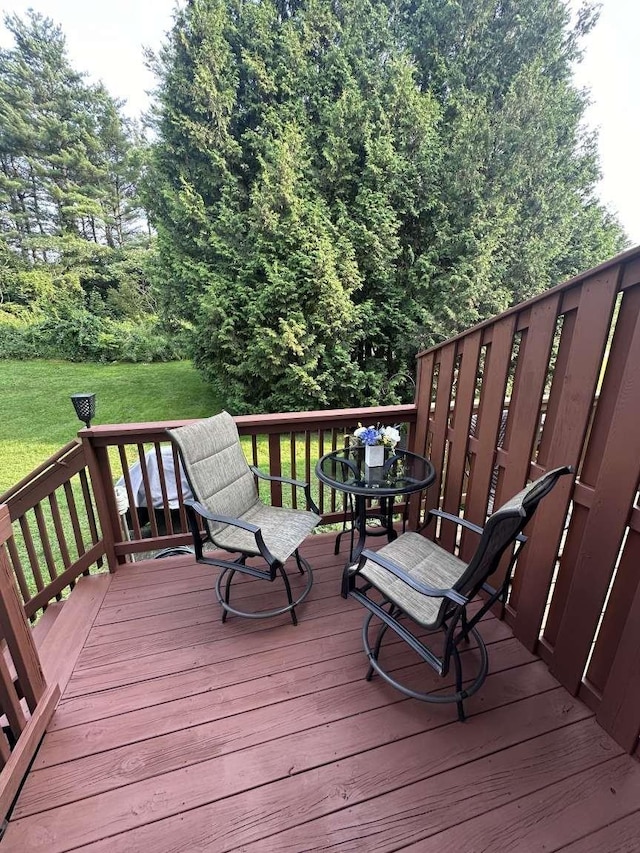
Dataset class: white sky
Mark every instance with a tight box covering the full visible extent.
[1,0,639,244]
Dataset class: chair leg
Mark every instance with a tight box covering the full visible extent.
[294,548,305,575]
[334,527,348,555]
[279,565,297,626]
[366,621,389,681]
[460,609,471,645]
[357,602,489,720]
[452,646,466,722]
[221,568,236,623]
[366,604,397,680]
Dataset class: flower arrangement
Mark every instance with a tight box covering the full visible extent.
[351,423,401,449]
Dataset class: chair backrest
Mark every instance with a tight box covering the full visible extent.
[455,465,573,600]
[168,412,259,535]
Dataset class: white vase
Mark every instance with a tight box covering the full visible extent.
[364,444,385,467]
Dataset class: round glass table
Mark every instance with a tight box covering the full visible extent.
[316,446,436,565]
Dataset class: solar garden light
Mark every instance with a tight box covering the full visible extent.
[70,393,96,429]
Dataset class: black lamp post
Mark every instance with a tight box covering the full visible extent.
[70,393,96,429]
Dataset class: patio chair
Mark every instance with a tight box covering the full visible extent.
[342,464,572,720]
[168,412,321,625]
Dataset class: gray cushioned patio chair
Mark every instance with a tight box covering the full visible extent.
[342,465,573,720]
[168,412,321,625]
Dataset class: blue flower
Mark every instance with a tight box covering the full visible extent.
[356,426,383,446]
[351,422,401,449]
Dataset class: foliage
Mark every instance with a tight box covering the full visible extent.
[147,0,626,413]
[146,0,440,412]
[0,306,186,363]
[0,10,158,359]
[0,11,148,259]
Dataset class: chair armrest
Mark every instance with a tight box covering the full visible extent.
[356,548,468,607]
[186,500,260,533]
[426,509,484,536]
[250,467,320,515]
[185,500,279,567]
[425,509,527,544]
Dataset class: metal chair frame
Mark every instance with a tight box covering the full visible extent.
[170,416,320,626]
[343,466,573,720]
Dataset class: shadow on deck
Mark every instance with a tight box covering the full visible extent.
[4,532,640,852]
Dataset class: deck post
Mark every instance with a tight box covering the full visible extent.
[79,434,120,571]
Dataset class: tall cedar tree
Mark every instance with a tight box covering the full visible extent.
[0,11,148,306]
[147,0,625,413]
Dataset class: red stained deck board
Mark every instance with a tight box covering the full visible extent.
[65,607,367,695]
[31,635,533,774]
[80,587,348,659]
[555,808,640,853]
[4,537,640,853]
[401,756,640,853]
[230,716,615,853]
[6,679,588,850]
[27,695,594,853]
[17,653,541,817]
[49,608,508,736]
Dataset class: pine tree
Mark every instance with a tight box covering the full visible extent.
[0,11,147,261]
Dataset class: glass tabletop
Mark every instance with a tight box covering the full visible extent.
[316,446,436,497]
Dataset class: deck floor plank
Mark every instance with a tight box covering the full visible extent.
[399,755,640,853]
[4,532,640,852]
[34,637,533,768]
[554,808,640,853]
[47,612,507,735]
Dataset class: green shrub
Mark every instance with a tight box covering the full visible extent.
[0,308,189,363]
[0,309,43,358]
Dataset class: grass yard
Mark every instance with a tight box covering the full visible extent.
[0,360,222,495]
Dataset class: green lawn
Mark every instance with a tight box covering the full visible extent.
[0,360,222,494]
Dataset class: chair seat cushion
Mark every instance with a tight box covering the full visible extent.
[359,531,467,628]
[212,502,321,565]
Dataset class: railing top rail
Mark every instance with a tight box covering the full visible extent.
[0,503,10,544]
[0,440,82,505]
[76,404,418,442]
[416,243,640,358]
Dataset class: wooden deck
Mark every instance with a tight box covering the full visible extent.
[4,532,640,852]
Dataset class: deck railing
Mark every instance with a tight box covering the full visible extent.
[0,442,104,621]
[0,405,416,611]
[83,405,417,564]
[0,504,59,820]
[0,246,639,764]
[413,244,640,754]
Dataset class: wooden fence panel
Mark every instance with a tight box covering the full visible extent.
[487,296,560,592]
[460,316,515,560]
[0,504,60,821]
[494,296,559,510]
[412,246,640,752]
[511,267,620,650]
[412,353,435,460]
[543,286,640,655]
[0,505,45,712]
[425,343,456,524]
[586,530,640,698]
[440,332,481,552]
[1,441,106,619]
[594,529,640,754]
[549,289,640,692]
[408,354,435,530]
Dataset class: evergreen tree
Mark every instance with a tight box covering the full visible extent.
[0,10,152,322]
[0,11,148,262]
[147,0,625,412]
[399,0,624,349]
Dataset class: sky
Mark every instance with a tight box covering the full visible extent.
[0,0,639,244]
